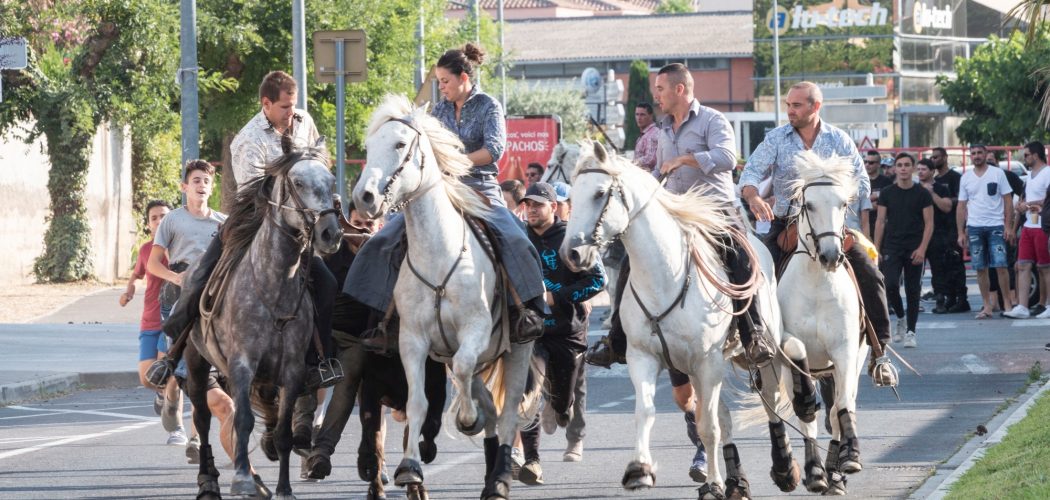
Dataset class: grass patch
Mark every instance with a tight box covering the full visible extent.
[945,389,1050,499]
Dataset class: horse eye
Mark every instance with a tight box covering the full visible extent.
[594,190,605,200]
[395,141,406,150]
[804,202,813,211]
[294,180,303,188]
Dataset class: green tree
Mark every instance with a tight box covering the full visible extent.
[936,30,1050,145]
[1007,0,1050,127]
[505,80,590,143]
[623,60,653,150]
[654,0,694,14]
[0,0,180,282]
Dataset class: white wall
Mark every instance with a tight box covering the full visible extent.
[0,121,134,285]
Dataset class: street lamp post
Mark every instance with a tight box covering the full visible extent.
[772,0,782,127]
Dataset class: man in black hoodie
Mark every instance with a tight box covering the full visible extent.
[516,182,606,485]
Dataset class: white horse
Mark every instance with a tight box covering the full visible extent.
[354,95,534,500]
[561,142,791,499]
[543,141,578,184]
[777,150,869,495]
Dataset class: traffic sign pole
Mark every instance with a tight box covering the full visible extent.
[336,39,346,213]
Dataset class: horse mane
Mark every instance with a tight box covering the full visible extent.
[220,144,331,261]
[784,150,858,203]
[367,94,490,219]
[573,142,734,256]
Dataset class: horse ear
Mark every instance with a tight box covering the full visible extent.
[593,140,608,163]
[314,136,327,150]
[414,102,430,118]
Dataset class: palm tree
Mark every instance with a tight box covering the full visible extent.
[1008,0,1050,124]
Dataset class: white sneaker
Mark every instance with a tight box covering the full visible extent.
[510,446,525,480]
[903,331,917,348]
[893,317,907,343]
[167,427,188,446]
[1037,307,1050,319]
[1004,305,1030,319]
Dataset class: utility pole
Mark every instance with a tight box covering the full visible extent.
[498,0,505,108]
[772,0,782,127]
[179,0,199,205]
[292,0,307,110]
[416,3,425,92]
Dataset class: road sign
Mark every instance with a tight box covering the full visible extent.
[0,37,28,103]
[312,30,367,84]
[821,103,888,124]
[312,29,368,214]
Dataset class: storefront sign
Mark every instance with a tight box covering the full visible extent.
[767,1,889,34]
[912,1,953,33]
[497,115,561,183]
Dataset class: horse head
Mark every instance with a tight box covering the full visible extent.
[561,140,636,272]
[544,141,580,184]
[271,139,342,255]
[790,151,858,271]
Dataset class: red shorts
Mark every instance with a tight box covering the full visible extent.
[1017,227,1050,266]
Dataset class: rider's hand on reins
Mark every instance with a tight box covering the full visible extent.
[742,186,774,222]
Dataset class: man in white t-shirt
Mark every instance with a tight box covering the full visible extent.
[1005,142,1050,319]
[957,144,1016,319]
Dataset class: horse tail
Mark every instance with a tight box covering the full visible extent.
[723,362,793,431]
[518,355,545,430]
[478,354,544,423]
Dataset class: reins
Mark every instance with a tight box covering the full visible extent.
[404,213,469,354]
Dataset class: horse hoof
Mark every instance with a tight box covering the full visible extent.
[838,459,862,475]
[481,481,510,500]
[823,474,847,495]
[273,494,296,500]
[697,482,726,500]
[306,452,332,480]
[725,476,751,500]
[803,462,828,493]
[196,473,221,500]
[394,458,424,486]
[457,412,486,437]
[230,474,258,497]
[621,461,655,490]
[420,439,438,464]
[769,459,800,492]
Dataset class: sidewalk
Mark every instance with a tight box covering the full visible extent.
[1,288,142,405]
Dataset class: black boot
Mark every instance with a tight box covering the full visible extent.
[947,294,971,313]
[932,293,948,314]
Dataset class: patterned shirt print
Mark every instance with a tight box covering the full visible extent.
[432,85,506,177]
[739,120,869,218]
[230,109,320,190]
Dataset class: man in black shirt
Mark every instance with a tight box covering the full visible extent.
[866,150,894,238]
[517,182,606,484]
[875,153,933,348]
[928,147,969,312]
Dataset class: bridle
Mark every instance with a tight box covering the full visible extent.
[267,153,340,247]
[575,168,661,249]
[795,180,846,264]
[374,117,429,213]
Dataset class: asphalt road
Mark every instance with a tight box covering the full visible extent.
[2,298,1049,500]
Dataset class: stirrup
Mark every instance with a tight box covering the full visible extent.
[146,358,175,388]
[869,355,898,388]
[317,358,344,388]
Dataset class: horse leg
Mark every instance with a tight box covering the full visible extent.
[451,344,485,436]
[622,351,660,490]
[695,358,727,500]
[765,336,805,492]
[227,357,261,497]
[474,374,505,500]
[185,344,220,500]
[482,342,531,500]
[420,357,447,464]
[834,359,862,475]
[719,400,750,500]
[393,339,429,488]
[255,384,280,462]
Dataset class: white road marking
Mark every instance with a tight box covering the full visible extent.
[935,354,997,375]
[5,405,156,422]
[1010,319,1050,327]
[922,322,958,329]
[0,412,65,421]
[0,420,152,461]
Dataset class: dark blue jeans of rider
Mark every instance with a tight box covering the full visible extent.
[343,175,545,313]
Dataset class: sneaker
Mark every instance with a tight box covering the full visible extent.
[1030,304,1046,317]
[160,392,180,432]
[1004,305,1030,319]
[947,298,972,313]
[518,458,544,485]
[1044,343,1050,351]
[510,447,525,480]
[186,435,200,464]
[688,444,708,483]
[902,331,917,348]
[167,427,188,446]
[1036,307,1050,319]
[893,317,907,343]
[152,392,163,416]
[563,439,583,462]
[541,401,557,435]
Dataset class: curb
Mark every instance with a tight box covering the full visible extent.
[910,376,1050,499]
[0,371,141,406]
[25,285,119,324]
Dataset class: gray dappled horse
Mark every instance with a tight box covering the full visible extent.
[184,140,341,500]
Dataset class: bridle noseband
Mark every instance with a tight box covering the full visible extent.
[576,168,661,249]
[796,180,846,263]
[374,117,428,213]
[268,154,340,245]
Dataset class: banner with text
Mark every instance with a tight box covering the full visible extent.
[497,115,561,183]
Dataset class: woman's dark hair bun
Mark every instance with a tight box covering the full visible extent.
[463,43,485,65]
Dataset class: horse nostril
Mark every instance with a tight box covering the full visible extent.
[361,191,374,205]
[818,254,828,266]
[570,249,581,265]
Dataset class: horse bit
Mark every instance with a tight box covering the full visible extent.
[375,117,428,213]
[575,168,660,249]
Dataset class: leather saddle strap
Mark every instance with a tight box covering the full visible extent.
[627,257,692,374]
[842,258,883,359]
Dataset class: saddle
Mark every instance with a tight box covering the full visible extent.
[776,221,856,256]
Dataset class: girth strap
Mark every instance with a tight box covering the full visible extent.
[628,255,692,374]
[405,245,466,355]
